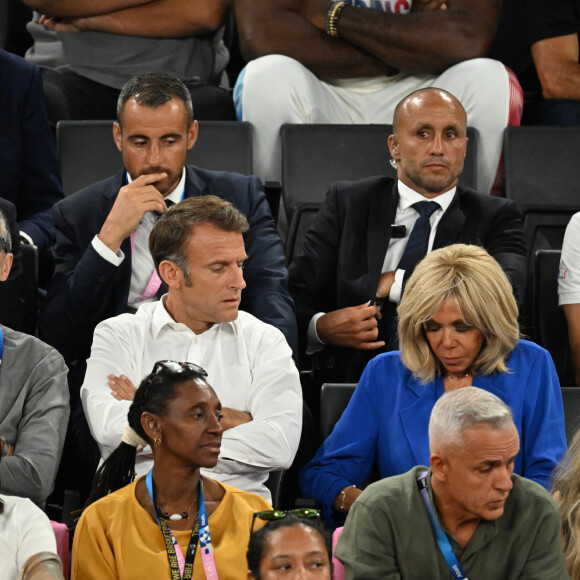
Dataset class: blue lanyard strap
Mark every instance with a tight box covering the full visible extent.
[0,324,4,366]
[417,472,469,580]
[146,470,213,579]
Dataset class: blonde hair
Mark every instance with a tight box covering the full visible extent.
[553,430,580,579]
[397,244,519,382]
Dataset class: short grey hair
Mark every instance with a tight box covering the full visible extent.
[0,210,12,252]
[429,387,514,451]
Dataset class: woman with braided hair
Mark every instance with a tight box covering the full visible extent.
[71,360,271,579]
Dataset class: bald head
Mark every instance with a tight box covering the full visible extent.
[388,88,468,198]
[392,88,467,134]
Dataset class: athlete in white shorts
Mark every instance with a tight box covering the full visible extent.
[234,0,523,196]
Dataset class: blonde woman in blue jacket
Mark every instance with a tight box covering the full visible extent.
[301,244,567,525]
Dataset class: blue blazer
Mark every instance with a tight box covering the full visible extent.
[0,49,63,250]
[300,340,567,524]
[39,166,297,369]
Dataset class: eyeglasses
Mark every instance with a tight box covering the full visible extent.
[0,237,11,253]
[250,508,320,535]
[151,360,208,378]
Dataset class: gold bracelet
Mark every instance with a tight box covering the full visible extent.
[326,1,348,38]
[339,484,357,512]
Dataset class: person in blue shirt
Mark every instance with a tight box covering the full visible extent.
[301,244,566,525]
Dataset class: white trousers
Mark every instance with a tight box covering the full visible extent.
[235,55,515,195]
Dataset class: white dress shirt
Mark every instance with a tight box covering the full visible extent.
[308,180,456,348]
[90,169,187,310]
[382,180,455,302]
[81,298,302,502]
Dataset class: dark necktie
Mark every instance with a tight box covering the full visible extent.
[153,199,174,220]
[397,201,440,273]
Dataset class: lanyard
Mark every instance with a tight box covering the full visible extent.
[130,186,186,302]
[0,324,3,367]
[417,472,469,580]
[146,470,219,580]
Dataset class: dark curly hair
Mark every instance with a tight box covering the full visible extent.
[85,363,209,507]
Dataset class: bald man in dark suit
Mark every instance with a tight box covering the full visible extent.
[289,88,526,384]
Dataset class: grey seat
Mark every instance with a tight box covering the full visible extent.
[534,249,575,386]
[320,383,356,442]
[56,120,253,196]
[281,124,478,264]
[562,387,580,445]
[504,126,580,337]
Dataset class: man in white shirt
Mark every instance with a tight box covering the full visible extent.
[81,195,302,501]
[40,72,296,379]
[39,72,295,499]
[289,88,527,384]
[558,212,580,387]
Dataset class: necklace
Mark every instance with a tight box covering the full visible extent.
[155,495,198,521]
[446,372,472,380]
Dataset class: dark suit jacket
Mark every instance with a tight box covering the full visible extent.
[39,166,297,379]
[0,49,63,251]
[289,177,527,382]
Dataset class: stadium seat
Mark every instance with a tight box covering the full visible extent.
[504,126,580,334]
[534,249,575,386]
[281,124,478,260]
[50,520,69,578]
[280,124,478,223]
[56,120,253,196]
[563,387,580,444]
[320,383,356,442]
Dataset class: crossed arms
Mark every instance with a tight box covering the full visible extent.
[22,0,230,37]
[234,0,500,78]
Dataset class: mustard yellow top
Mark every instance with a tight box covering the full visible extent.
[71,478,271,579]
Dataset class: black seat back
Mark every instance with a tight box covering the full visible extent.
[57,120,253,196]
[320,383,357,442]
[281,124,478,225]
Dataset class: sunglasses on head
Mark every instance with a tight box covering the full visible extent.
[0,237,11,253]
[151,360,208,378]
[251,508,320,535]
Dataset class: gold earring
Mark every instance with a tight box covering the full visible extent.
[154,437,162,447]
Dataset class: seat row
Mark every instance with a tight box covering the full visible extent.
[55,121,580,384]
[321,383,580,448]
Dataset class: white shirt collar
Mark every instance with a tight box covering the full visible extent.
[150,295,238,339]
[397,179,456,214]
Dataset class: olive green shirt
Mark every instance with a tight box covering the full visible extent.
[335,466,570,579]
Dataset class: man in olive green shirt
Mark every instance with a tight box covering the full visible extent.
[335,387,569,579]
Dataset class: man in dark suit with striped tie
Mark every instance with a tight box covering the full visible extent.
[289,88,526,385]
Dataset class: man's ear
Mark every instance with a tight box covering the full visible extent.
[187,120,199,151]
[113,122,123,153]
[159,260,182,289]
[388,134,400,160]
[0,252,13,282]
[430,453,448,483]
